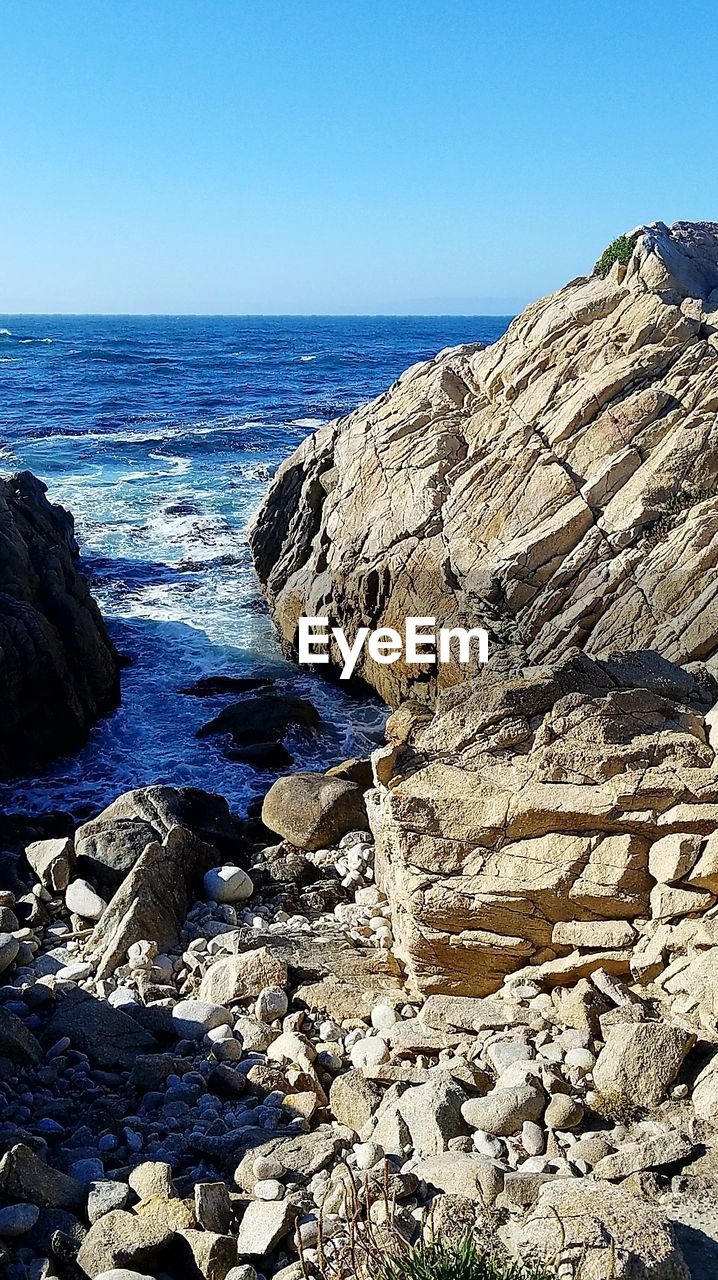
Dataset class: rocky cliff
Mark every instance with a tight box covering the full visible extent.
[0,470,120,777]
[250,220,718,705]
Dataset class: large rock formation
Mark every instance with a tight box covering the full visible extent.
[367,648,718,997]
[0,471,120,776]
[250,220,718,706]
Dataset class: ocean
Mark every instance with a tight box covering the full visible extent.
[0,315,511,818]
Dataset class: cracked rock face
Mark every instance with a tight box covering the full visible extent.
[250,220,718,706]
[0,470,120,775]
[367,648,718,997]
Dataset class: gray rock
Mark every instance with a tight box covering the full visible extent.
[66,877,107,920]
[414,1152,504,1206]
[544,1094,584,1130]
[88,1181,130,1224]
[235,1127,344,1191]
[74,785,243,891]
[204,865,254,903]
[0,1143,84,1210]
[593,1132,694,1179]
[0,934,19,976]
[77,1210,174,1277]
[127,1161,176,1201]
[85,826,220,980]
[461,1083,545,1137]
[398,1079,468,1157]
[45,988,157,1068]
[95,1273,155,1280]
[329,1069,383,1133]
[0,1004,42,1064]
[235,1199,298,1256]
[171,998,233,1039]
[194,1181,231,1233]
[0,1202,40,1236]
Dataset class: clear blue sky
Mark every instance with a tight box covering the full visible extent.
[2,1,717,314]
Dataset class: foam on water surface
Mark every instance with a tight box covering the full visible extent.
[0,314,511,817]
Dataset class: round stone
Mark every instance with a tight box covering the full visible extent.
[350,1036,390,1069]
[203,866,254,904]
[545,1094,584,1130]
[370,1003,398,1030]
[65,878,107,921]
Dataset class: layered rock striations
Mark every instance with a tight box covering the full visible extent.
[368,648,718,996]
[0,470,120,776]
[250,220,718,705]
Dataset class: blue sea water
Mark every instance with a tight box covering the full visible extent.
[0,315,511,818]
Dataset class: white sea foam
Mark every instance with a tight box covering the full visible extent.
[299,354,317,361]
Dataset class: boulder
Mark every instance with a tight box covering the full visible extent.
[199,948,288,1005]
[262,772,367,851]
[329,1070,383,1132]
[461,1083,545,1136]
[515,1178,690,1278]
[0,1005,42,1065]
[76,1210,173,1277]
[197,694,320,747]
[74,785,245,892]
[84,827,221,978]
[413,1152,504,1205]
[0,470,120,776]
[44,988,157,1067]
[235,1200,298,1257]
[0,1143,84,1210]
[593,1023,694,1109]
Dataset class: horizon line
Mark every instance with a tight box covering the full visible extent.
[0,310,519,319]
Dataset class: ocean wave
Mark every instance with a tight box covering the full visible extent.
[0,329,12,338]
[18,337,54,344]
[25,418,267,448]
[299,354,317,362]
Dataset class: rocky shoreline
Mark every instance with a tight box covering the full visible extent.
[4,221,718,1279]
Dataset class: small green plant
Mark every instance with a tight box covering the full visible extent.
[379,1235,554,1280]
[593,234,634,278]
[642,484,716,547]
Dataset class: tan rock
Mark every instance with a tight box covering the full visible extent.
[648,833,702,884]
[593,1023,694,1109]
[686,831,718,892]
[552,920,636,950]
[199,948,288,1005]
[650,882,716,920]
[515,1178,689,1278]
[76,1210,173,1277]
[24,836,75,891]
[261,772,367,851]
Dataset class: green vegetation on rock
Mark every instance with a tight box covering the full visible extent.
[379,1236,555,1280]
[593,233,633,277]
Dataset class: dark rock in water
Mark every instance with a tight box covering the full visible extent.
[74,785,246,891]
[197,694,321,746]
[84,826,223,979]
[44,988,158,1067]
[0,471,120,776]
[180,674,275,696]
[226,741,293,769]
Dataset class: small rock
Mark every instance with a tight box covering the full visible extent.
[171,999,233,1039]
[544,1095,584,1130]
[66,878,107,921]
[235,1199,298,1256]
[461,1084,545,1137]
[204,866,254,904]
[0,1202,40,1236]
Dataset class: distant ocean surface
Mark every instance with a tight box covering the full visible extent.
[0,315,511,818]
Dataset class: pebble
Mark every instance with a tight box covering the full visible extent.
[254,1178,285,1200]
[350,1036,390,1069]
